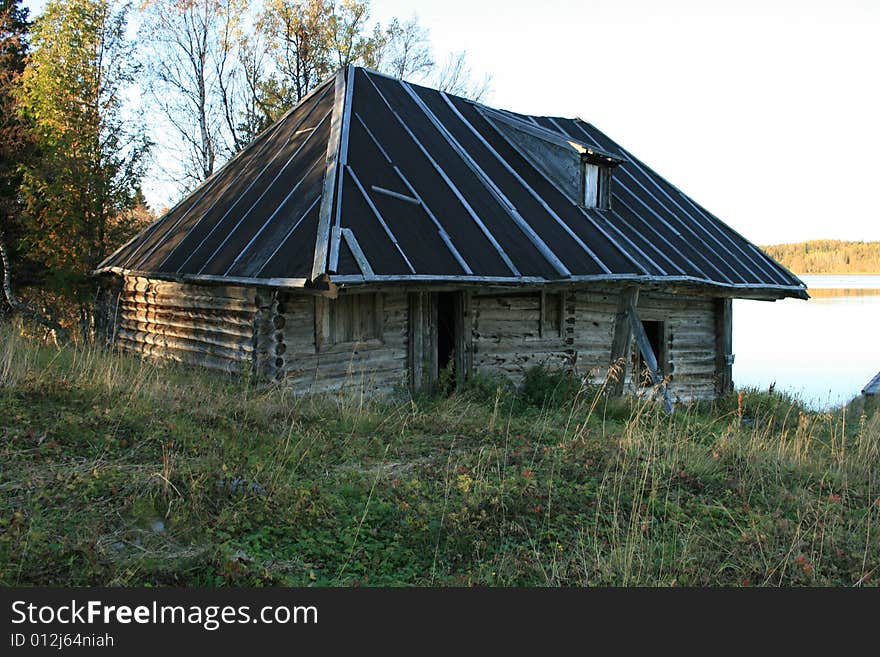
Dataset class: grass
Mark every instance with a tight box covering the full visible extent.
[1,323,878,586]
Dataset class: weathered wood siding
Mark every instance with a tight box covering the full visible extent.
[471,292,574,381]
[469,287,720,401]
[638,292,718,401]
[109,275,721,401]
[116,276,258,372]
[275,290,408,395]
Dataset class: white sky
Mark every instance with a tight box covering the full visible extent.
[367,0,880,245]
[23,0,880,245]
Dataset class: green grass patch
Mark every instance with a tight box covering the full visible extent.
[1,324,878,586]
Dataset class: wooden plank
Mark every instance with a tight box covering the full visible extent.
[314,296,330,352]
[608,286,639,396]
[426,292,438,390]
[117,328,250,362]
[119,304,255,329]
[370,185,420,205]
[538,289,546,338]
[328,65,356,273]
[123,293,257,314]
[119,313,253,342]
[117,338,246,373]
[714,297,733,395]
[408,292,424,393]
[342,228,375,278]
[453,291,470,387]
[625,300,674,413]
[311,68,346,281]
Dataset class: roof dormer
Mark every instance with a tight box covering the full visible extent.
[479,107,622,211]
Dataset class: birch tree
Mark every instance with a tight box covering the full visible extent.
[140,0,244,188]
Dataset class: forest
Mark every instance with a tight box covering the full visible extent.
[0,0,489,332]
[762,240,880,274]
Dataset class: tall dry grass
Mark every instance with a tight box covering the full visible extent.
[1,327,877,586]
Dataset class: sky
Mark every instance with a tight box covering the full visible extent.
[21,0,880,245]
[365,0,880,245]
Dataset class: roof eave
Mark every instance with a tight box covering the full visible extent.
[327,272,810,300]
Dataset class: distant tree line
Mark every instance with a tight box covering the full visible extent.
[0,0,490,330]
[762,240,880,274]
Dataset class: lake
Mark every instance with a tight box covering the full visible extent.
[733,274,880,409]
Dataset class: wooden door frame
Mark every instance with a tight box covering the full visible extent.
[408,290,471,393]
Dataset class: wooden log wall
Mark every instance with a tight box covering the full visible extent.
[111,276,722,401]
[273,290,408,395]
[469,287,720,402]
[116,276,258,373]
[638,292,718,401]
[471,291,576,382]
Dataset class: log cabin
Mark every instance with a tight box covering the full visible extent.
[94,66,808,403]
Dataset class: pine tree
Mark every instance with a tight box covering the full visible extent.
[0,0,33,292]
[17,0,150,300]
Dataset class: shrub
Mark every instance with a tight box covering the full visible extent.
[520,365,582,408]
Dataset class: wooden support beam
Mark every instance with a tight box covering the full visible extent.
[426,293,438,390]
[609,286,639,396]
[408,292,437,393]
[714,297,734,395]
[453,291,472,388]
[625,300,674,414]
[314,296,330,353]
[341,228,375,278]
[538,289,546,338]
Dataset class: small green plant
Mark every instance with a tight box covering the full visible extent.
[520,365,582,408]
[460,371,515,403]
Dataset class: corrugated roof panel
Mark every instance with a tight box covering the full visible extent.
[257,200,322,279]
[344,113,465,275]
[350,68,512,277]
[335,237,360,277]
[445,94,647,276]
[228,161,325,279]
[96,65,806,299]
[131,101,316,273]
[367,72,560,278]
[337,167,412,275]
[528,115,739,283]
[199,111,332,276]
[163,87,333,275]
[555,118,748,284]
[412,85,607,276]
[566,118,794,287]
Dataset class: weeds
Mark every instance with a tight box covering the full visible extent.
[0,324,878,586]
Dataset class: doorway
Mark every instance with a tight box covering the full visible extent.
[634,320,666,386]
[437,292,457,390]
[408,291,469,394]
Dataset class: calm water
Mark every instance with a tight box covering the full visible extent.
[733,274,880,409]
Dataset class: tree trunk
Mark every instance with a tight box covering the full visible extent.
[0,230,70,342]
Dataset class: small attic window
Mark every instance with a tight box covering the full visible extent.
[581,158,612,210]
[478,107,622,210]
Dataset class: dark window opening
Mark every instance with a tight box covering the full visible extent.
[634,320,666,387]
[437,292,457,392]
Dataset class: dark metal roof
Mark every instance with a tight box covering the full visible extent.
[97,66,807,299]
